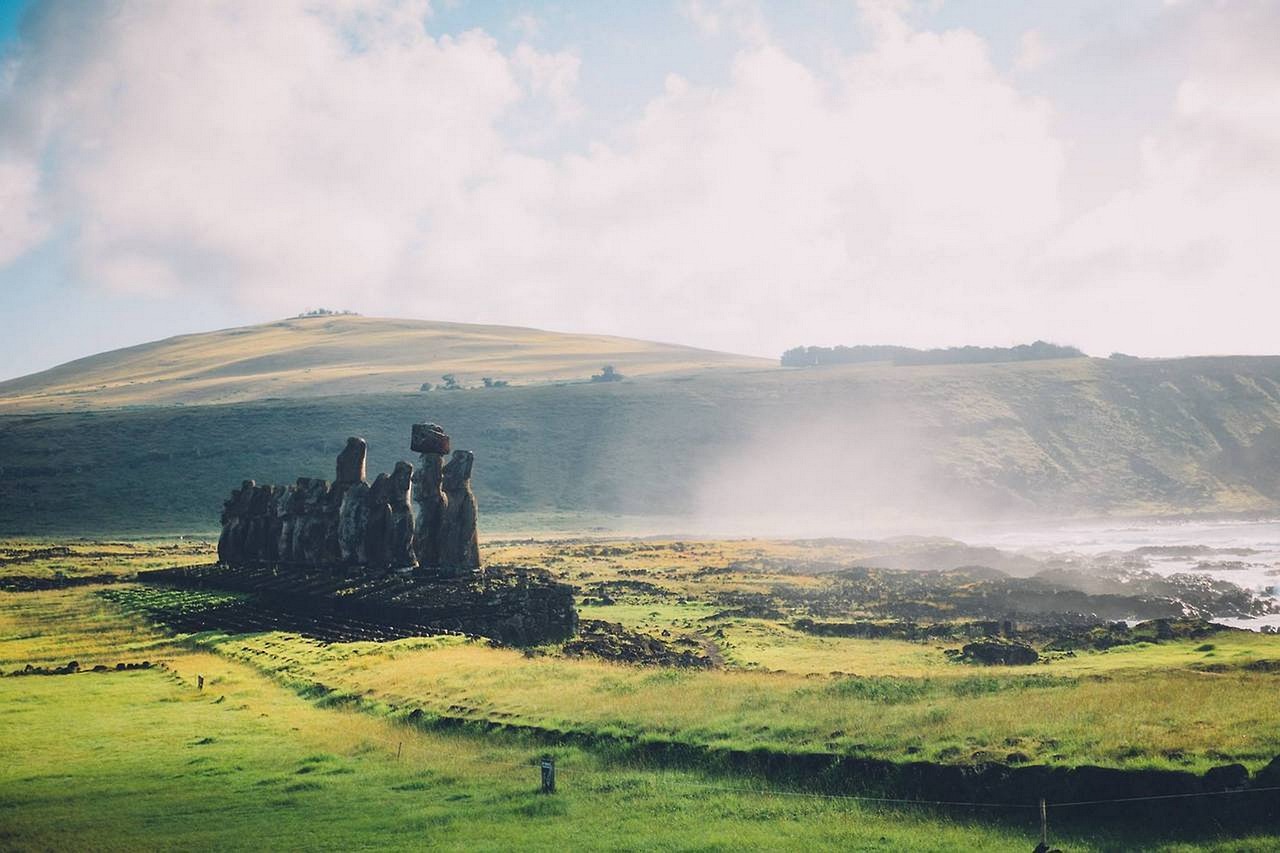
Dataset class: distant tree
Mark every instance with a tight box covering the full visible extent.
[591,365,624,382]
[419,382,433,392]
[782,342,1086,368]
[441,374,460,390]
[294,307,359,318]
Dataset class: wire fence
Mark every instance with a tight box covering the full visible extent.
[388,744,1280,812]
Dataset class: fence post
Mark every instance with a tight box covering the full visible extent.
[396,741,402,761]
[540,757,556,794]
[197,674,204,691]
[1040,798,1048,847]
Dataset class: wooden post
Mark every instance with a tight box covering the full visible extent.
[1039,798,1048,847]
[540,757,555,794]
[396,742,402,761]
[197,674,204,691]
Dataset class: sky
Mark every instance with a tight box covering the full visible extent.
[1,0,1278,380]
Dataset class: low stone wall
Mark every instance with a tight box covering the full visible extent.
[139,562,578,646]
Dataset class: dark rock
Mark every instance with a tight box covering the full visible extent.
[1203,763,1248,790]
[1254,755,1280,787]
[410,423,450,455]
[959,639,1039,666]
[563,620,714,668]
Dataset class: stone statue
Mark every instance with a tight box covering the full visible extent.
[216,425,477,576]
[439,450,479,574]
[335,436,367,485]
[411,423,450,569]
[388,461,416,569]
[217,479,255,565]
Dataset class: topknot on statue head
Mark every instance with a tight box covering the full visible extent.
[411,423,450,455]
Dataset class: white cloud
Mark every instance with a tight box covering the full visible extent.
[510,12,542,41]
[1015,29,1052,72]
[0,0,1066,358]
[2,0,1273,360]
[0,157,47,266]
[1042,1,1280,354]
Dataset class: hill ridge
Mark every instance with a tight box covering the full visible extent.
[0,315,769,412]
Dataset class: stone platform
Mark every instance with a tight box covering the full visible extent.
[138,563,578,646]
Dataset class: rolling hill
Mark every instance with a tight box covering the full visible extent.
[0,315,769,412]
[4,317,1280,535]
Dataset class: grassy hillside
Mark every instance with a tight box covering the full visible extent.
[0,315,768,412]
[5,351,1280,534]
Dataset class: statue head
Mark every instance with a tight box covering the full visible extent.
[442,450,474,491]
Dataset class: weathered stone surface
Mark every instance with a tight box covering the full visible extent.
[289,477,331,566]
[959,639,1039,666]
[388,461,416,568]
[337,481,370,565]
[217,479,256,565]
[365,473,393,570]
[413,452,448,568]
[410,422,450,455]
[335,436,367,485]
[439,450,479,574]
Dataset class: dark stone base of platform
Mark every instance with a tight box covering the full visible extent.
[138,563,578,646]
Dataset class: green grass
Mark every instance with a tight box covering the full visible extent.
[8,351,1280,534]
[0,539,215,581]
[5,569,1280,849]
[4,649,1278,850]
[1,657,1047,852]
[193,628,1280,773]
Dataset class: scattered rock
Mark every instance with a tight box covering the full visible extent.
[563,620,715,668]
[1203,763,1248,790]
[957,639,1039,666]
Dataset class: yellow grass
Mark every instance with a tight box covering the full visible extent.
[0,315,768,411]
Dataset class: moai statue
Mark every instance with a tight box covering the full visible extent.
[410,423,450,569]
[388,461,416,570]
[335,436,367,486]
[217,480,256,565]
[338,481,370,566]
[275,484,297,563]
[333,437,368,567]
[241,485,273,563]
[262,484,286,564]
[364,472,393,571]
[290,478,331,566]
[439,450,480,575]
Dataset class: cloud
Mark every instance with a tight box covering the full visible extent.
[1042,1,1280,353]
[0,157,47,266]
[1015,29,1052,72]
[0,0,1066,358]
[2,0,1272,360]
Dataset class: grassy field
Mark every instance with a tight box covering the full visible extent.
[6,537,1280,777]
[8,345,1280,536]
[4,587,1279,851]
[4,654,1047,852]
[0,315,768,412]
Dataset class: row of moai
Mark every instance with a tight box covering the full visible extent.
[216,423,480,576]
